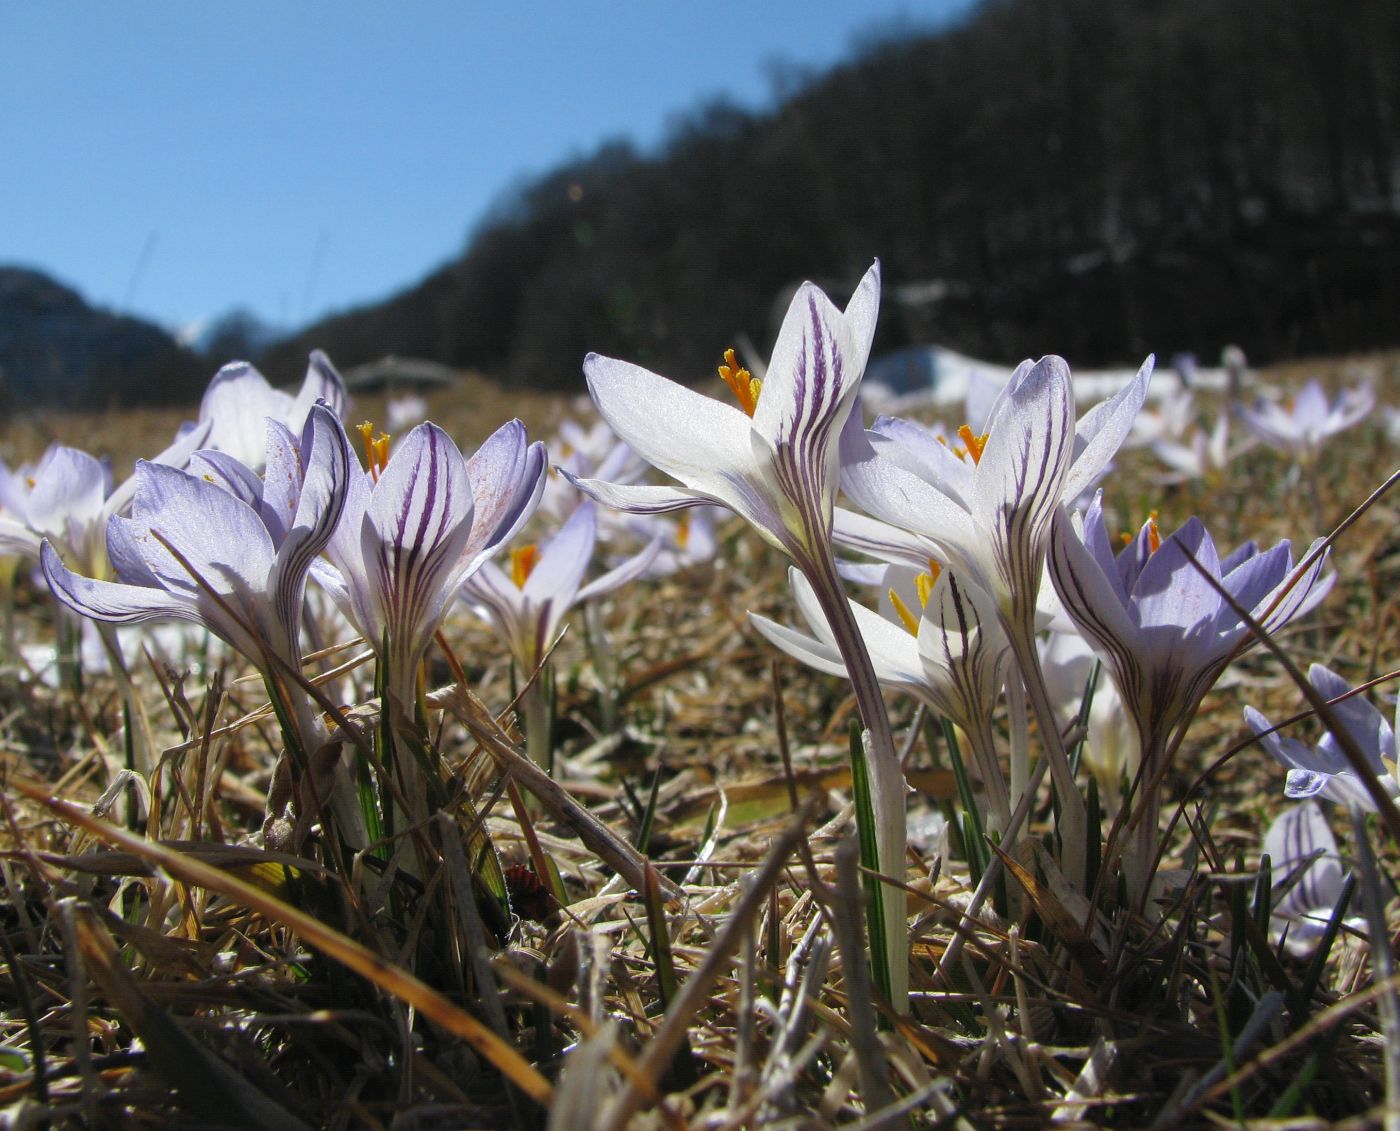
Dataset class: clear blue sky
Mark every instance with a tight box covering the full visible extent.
[3,2,973,339]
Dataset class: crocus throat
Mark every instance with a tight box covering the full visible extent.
[357,422,391,481]
[719,348,762,417]
[511,543,539,589]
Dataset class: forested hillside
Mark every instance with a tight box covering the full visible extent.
[263,0,1399,389]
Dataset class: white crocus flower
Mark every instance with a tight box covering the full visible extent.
[752,563,1012,833]
[565,262,911,1011]
[839,354,1153,887]
[198,350,348,471]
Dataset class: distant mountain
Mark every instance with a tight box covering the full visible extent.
[0,267,206,408]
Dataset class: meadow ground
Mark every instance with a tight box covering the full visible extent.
[0,351,1396,1129]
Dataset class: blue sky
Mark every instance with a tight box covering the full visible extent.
[3,2,973,339]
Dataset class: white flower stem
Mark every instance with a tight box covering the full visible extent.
[1008,630,1087,890]
[801,552,909,1013]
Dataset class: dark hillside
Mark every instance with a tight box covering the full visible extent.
[265,0,1400,389]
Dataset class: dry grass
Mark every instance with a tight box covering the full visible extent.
[0,353,1395,1129]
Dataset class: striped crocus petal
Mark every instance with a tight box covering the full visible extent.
[576,262,880,566]
[266,405,352,659]
[754,265,880,553]
[916,568,1010,730]
[41,539,205,631]
[973,356,1074,626]
[457,419,548,574]
[362,422,475,685]
[577,354,791,543]
[1264,803,1357,956]
[119,461,278,606]
[288,350,349,429]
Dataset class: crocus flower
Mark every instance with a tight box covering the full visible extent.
[1048,492,1333,898]
[314,419,547,713]
[1236,377,1374,465]
[198,350,348,471]
[1151,405,1252,484]
[1246,664,1398,812]
[0,422,213,580]
[465,501,659,682]
[839,355,1152,886]
[1263,802,1365,957]
[840,356,1152,641]
[464,501,658,766]
[41,405,351,690]
[751,562,1013,832]
[566,263,912,1009]
[1051,493,1333,757]
[564,263,880,572]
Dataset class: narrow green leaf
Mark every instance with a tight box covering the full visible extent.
[848,720,892,1016]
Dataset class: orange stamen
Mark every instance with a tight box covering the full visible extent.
[511,543,539,589]
[676,511,691,550]
[718,347,762,417]
[357,422,391,480]
[957,424,989,464]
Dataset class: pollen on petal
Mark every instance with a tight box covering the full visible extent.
[511,543,539,589]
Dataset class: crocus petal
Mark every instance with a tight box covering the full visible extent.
[199,362,293,468]
[523,503,595,606]
[187,450,265,514]
[753,265,880,531]
[578,535,662,603]
[1063,355,1153,501]
[42,540,200,628]
[583,355,760,504]
[460,419,547,568]
[289,350,349,427]
[124,462,277,600]
[363,422,475,669]
[564,474,728,516]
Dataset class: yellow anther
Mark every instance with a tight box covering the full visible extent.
[719,347,762,417]
[511,543,539,589]
[676,511,691,550]
[889,588,920,635]
[915,570,936,609]
[357,422,391,480]
[957,424,989,464]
